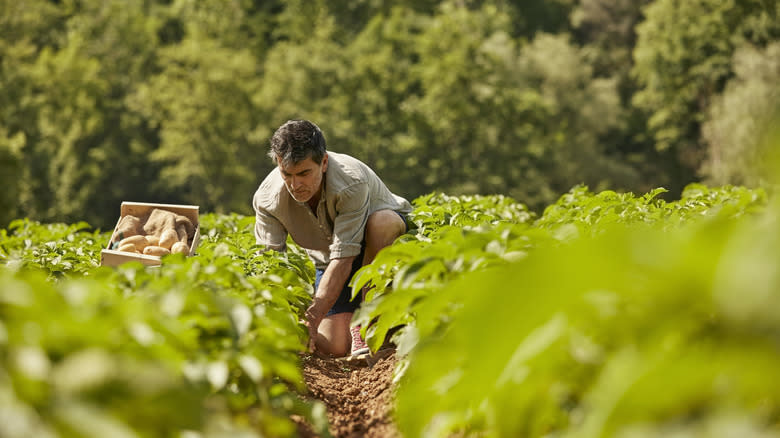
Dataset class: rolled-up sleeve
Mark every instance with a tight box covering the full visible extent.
[254,206,287,252]
[329,183,369,259]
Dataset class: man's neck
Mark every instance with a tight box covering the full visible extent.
[307,179,324,212]
[307,195,319,212]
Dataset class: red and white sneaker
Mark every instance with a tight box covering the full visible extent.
[350,325,370,356]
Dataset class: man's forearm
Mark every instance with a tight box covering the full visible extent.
[308,256,356,319]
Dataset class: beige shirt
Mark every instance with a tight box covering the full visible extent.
[253,152,412,269]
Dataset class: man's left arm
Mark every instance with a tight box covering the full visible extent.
[304,255,356,350]
[304,183,370,350]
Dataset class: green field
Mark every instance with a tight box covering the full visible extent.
[2,184,778,437]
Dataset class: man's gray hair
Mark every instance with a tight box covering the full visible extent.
[268,120,327,167]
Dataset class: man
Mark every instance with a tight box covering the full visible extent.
[253,120,412,357]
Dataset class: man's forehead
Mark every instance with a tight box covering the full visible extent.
[278,156,320,172]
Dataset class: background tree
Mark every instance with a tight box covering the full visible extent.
[0,0,68,225]
[632,0,780,188]
[702,42,780,187]
[332,7,426,194]
[0,129,23,227]
[0,0,164,227]
[395,2,638,207]
[505,0,574,38]
[128,37,264,216]
[569,0,669,195]
[1,0,779,228]
[571,0,650,75]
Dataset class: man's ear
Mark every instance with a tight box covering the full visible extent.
[321,153,328,172]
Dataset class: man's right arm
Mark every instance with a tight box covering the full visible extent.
[254,206,287,252]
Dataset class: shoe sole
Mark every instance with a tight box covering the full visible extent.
[336,348,395,367]
[350,347,370,356]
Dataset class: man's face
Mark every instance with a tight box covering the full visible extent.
[277,154,328,203]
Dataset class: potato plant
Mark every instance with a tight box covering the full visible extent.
[352,184,768,356]
[0,213,325,437]
[0,185,772,437]
[351,185,777,437]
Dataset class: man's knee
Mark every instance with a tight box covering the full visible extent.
[316,313,352,357]
[366,210,406,247]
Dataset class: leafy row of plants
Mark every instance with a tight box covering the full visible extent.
[1,184,773,437]
[351,184,778,437]
[0,214,325,437]
[352,184,767,354]
[397,210,780,437]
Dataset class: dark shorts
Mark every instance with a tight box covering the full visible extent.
[315,211,408,316]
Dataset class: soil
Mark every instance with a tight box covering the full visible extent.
[294,350,401,438]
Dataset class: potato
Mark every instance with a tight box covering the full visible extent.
[159,228,178,250]
[145,235,160,247]
[143,245,171,256]
[118,235,149,252]
[171,241,190,254]
[118,243,139,253]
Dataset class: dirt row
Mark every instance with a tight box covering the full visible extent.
[295,351,401,438]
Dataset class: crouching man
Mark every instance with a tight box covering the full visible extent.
[253,119,412,357]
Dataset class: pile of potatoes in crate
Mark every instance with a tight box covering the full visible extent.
[110,208,196,256]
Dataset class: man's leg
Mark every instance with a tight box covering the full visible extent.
[362,209,407,266]
[314,210,407,357]
[349,210,408,354]
[315,312,352,357]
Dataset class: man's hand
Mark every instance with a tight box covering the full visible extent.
[304,305,324,352]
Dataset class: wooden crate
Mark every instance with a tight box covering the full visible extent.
[100,202,200,267]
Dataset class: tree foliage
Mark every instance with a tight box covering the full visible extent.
[128,36,264,214]
[702,42,780,187]
[633,0,780,175]
[1,0,779,228]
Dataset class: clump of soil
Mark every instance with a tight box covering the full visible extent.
[296,351,400,438]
